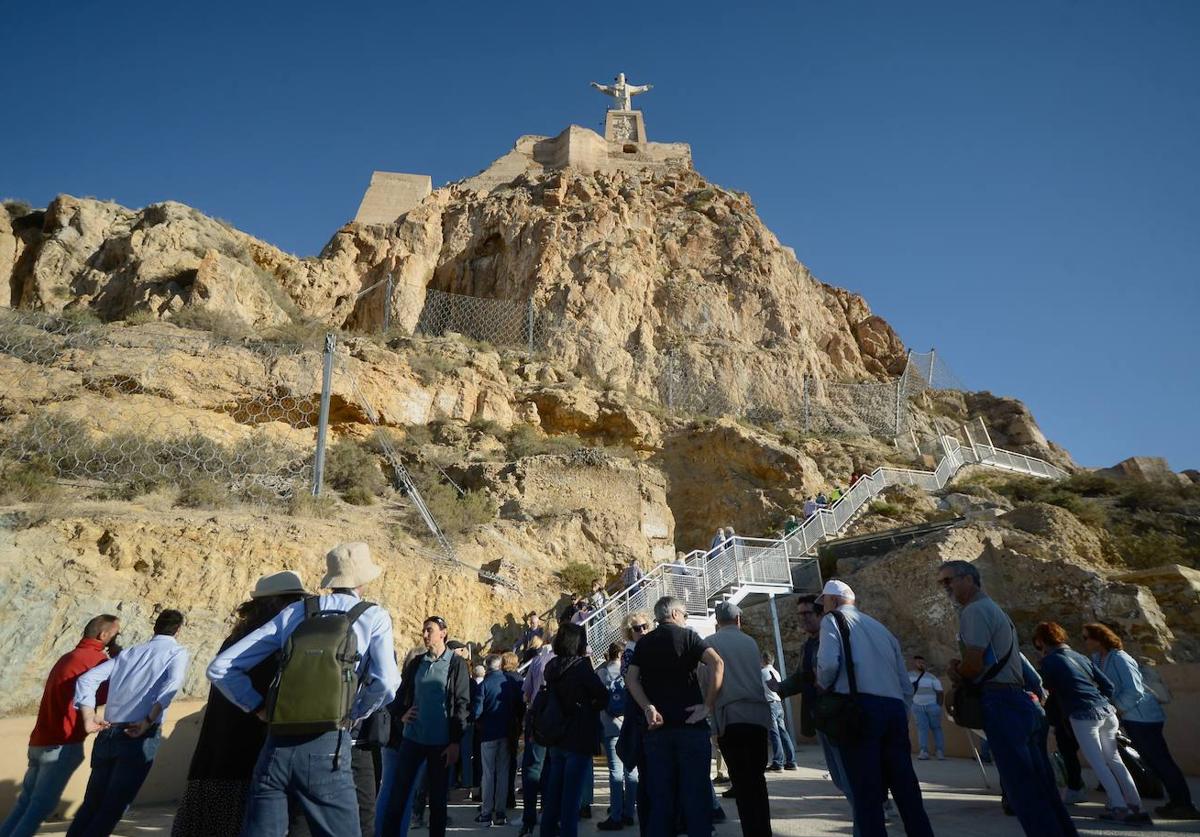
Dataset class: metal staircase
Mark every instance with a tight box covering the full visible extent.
[581,432,1067,657]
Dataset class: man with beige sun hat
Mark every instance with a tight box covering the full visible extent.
[208,542,400,836]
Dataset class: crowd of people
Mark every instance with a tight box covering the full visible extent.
[3,541,1198,837]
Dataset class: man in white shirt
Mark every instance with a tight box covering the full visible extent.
[908,655,945,760]
[760,651,796,770]
[69,609,189,837]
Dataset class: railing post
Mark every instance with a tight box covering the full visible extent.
[928,348,937,389]
[311,332,336,496]
[768,593,797,742]
[979,417,997,455]
[382,273,393,333]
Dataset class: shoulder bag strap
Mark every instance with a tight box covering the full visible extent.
[830,610,859,697]
[303,595,320,619]
[977,621,1016,685]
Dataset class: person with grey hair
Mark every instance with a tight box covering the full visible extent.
[627,597,725,837]
[472,653,520,826]
[706,602,772,837]
[708,528,726,554]
[939,560,1078,837]
[812,580,932,837]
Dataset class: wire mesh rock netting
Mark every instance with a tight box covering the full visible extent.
[0,310,324,501]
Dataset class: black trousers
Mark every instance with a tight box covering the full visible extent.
[718,724,772,837]
[288,745,378,837]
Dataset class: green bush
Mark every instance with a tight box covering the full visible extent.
[869,501,905,519]
[558,561,599,597]
[289,491,337,519]
[340,485,377,506]
[504,424,584,459]
[175,478,232,509]
[468,417,504,437]
[0,458,62,504]
[261,319,327,350]
[324,439,388,497]
[3,199,33,219]
[417,468,497,534]
[171,307,251,340]
[408,353,458,385]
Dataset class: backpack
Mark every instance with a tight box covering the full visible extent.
[530,680,570,747]
[266,596,374,735]
[605,673,627,718]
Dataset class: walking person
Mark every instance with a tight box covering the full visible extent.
[172,572,306,837]
[377,615,471,837]
[518,635,554,837]
[908,656,945,760]
[208,542,400,837]
[537,623,608,837]
[760,651,796,771]
[0,615,120,837]
[68,609,189,837]
[707,603,773,837]
[1084,622,1200,820]
[595,642,637,831]
[1033,622,1149,824]
[708,528,725,554]
[500,652,524,811]
[621,558,645,591]
[515,612,544,661]
[474,654,521,826]
[626,596,725,837]
[812,581,933,837]
[938,561,1078,837]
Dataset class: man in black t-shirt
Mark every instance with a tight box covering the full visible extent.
[628,596,725,837]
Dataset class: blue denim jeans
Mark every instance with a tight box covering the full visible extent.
[239,730,357,837]
[539,748,591,837]
[0,743,85,837]
[912,703,945,754]
[66,727,161,837]
[641,726,712,837]
[981,688,1079,837]
[458,724,475,789]
[602,735,638,822]
[835,694,932,837]
[767,701,795,766]
[521,737,547,828]
[376,739,450,837]
[375,748,424,837]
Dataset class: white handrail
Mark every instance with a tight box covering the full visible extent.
[583,436,1066,656]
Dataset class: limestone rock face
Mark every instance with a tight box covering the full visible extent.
[1099,456,1191,487]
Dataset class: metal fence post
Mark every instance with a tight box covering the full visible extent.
[526,297,535,356]
[894,377,903,434]
[928,348,937,389]
[382,273,394,333]
[768,593,797,742]
[311,332,336,496]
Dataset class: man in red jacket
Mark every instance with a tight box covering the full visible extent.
[0,614,120,837]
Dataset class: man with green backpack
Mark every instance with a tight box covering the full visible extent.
[207,542,400,836]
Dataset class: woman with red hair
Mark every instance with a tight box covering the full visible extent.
[1084,623,1199,820]
[1033,622,1149,825]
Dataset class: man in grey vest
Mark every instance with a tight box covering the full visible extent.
[706,602,773,837]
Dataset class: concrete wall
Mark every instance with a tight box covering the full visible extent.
[0,700,203,824]
[353,172,432,226]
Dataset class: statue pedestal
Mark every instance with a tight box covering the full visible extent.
[605,110,647,144]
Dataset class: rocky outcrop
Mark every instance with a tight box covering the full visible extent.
[1099,456,1192,487]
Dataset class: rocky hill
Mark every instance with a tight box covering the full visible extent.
[1,143,1195,712]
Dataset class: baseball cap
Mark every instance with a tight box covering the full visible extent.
[446,640,467,650]
[714,601,742,623]
[820,579,855,601]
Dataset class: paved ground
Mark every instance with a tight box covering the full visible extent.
[34,744,1200,835]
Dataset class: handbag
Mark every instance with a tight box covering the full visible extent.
[948,633,1014,730]
[811,610,866,746]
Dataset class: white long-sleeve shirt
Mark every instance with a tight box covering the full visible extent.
[816,605,911,706]
[75,635,189,724]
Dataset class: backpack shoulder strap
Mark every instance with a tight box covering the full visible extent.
[830,610,859,697]
[303,595,321,619]
[344,601,374,626]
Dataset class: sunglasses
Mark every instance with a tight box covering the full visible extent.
[631,623,650,634]
[424,616,447,629]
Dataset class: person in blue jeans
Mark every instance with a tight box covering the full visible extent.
[939,560,1079,837]
[538,624,608,837]
[377,615,471,837]
[595,642,637,830]
[908,656,945,759]
[761,651,796,770]
[627,596,725,837]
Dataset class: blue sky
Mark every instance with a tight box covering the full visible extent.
[3,1,1197,469]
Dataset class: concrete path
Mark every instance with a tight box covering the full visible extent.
[34,744,1200,836]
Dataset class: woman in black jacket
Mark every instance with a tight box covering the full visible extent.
[171,572,306,837]
[538,623,608,837]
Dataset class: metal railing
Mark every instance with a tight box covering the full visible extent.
[581,432,1067,655]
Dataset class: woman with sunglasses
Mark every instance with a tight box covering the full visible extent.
[621,613,652,676]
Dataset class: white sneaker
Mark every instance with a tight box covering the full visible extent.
[1064,788,1088,805]
[917,751,930,760]
[936,751,945,761]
